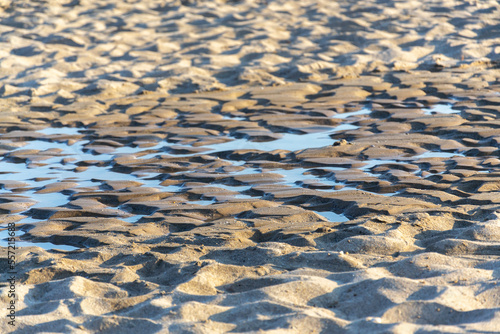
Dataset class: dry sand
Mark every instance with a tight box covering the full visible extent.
[0,0,500,333]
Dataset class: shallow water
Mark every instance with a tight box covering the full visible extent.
[36,127,85,136]
[423,104,460,115]
[416,151,465,159]
[115,123,360,158]
[207,131,336,152]
[0,224,80,251]
[333,107,371,119]
[272,167,345,188]
[312,210,349,223]
[118,127,357,158]
[0,119,465,249]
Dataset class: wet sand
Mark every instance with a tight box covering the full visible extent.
[0,0,500,333]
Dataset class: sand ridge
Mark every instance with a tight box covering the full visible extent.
[0,0,499,333]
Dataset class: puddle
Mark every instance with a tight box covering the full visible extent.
[209,184,255,200]
[0,135,166,249]
[333,107,371,119]
[415,151,465,159]
[8,139,114,163]
[115,123,360,158]
[333,124,359,131]
[221,114,247,121]
[423,104,460,115]
[193,199,217,205]
[120,215,151,223]
[37,127,85,135]
[204,131,338,152]
[312,210,349,223]
[271,168,345,188]
[213,184,253,192]
[0,227,80,251]
[200,122,358,154]
[360,150,465,171]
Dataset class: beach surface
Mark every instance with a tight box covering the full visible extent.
[0,0,500,333]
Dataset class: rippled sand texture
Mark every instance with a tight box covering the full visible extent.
[1,0,500,333]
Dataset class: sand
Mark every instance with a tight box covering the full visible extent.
[0,0,499,333]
